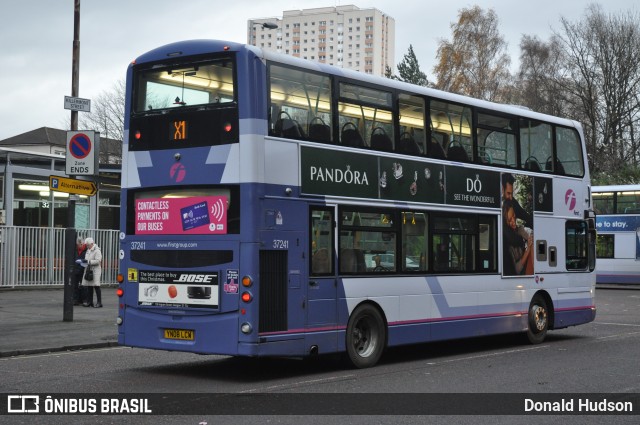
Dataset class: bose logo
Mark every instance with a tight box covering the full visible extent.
[173,274,215,283]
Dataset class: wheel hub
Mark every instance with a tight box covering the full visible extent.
[532,305,547,331]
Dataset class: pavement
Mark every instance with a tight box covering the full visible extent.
[0,287,119,357]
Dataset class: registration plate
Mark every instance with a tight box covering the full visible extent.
[164,329,194,340]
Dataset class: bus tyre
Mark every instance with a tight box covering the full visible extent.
[527,295,549,344]
[346,304,386,368]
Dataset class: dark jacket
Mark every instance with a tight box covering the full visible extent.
[74,244,87,277]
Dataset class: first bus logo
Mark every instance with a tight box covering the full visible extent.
[565,189,577,210]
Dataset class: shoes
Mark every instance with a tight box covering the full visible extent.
[73,301,80,306]
[93,303,103,308]
[83,303,93,307]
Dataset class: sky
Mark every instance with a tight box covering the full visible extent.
[0,0,637,141]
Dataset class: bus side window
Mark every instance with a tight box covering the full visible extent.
[431,214,496,273]
[566,221,588,270]
[269,63,333,143]
[339,82,393,150]
[398,94,426,156]
[430,100,473,162]
[477,112,517,168]
[311,208,334,275]
[520,120,552,173]
[339,208,397,274]
[401,211,428,272]
[555,127,584,177]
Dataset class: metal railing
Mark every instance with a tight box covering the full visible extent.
[0,226,120,287]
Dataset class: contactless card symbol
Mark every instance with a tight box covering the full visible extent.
[180,201,210,231]
[211,198,225,222]
[207,197,226,232]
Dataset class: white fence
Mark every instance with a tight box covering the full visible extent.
[0,226,120,287]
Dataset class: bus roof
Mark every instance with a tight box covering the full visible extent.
[132,39,583,131]
[592,185,640,193]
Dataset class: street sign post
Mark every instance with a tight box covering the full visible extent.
[64,96,91,112]
[49,175,97,196]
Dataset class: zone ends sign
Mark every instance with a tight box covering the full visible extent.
[66,131,99,176]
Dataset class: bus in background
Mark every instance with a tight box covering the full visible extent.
[117,40,597,368]
[593,185,640,285]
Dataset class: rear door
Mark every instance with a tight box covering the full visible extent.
[306,206,337,352]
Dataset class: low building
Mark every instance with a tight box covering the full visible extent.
[0,127,121,229]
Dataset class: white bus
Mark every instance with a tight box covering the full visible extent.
[117,40,597,368]
[593,185,640,285]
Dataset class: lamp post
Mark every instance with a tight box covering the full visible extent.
[249,21,278,46]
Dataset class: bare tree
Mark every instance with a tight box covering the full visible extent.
[516,35,568,117]
[555,5,640,176]
[433,5,511,102]
[79,80,125,164]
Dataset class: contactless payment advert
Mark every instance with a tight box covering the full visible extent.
[135,196,227,235]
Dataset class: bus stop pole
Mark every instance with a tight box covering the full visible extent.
[63,0,81,322]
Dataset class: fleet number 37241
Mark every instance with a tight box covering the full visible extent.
[273,239,289,249]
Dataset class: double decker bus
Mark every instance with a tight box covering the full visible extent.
[117,40,596,368]
[593,185,640,285]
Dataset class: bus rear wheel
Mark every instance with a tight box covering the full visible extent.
[346,304,386,368]
[526,295,549,344]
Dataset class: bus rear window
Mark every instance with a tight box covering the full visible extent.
[134,58,235,113]
[126,186,240,235]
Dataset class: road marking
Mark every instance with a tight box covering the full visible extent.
[240,374,357,393]
[0,346,125,361]
[596,331,640,340]
[435,345,550,365]
[596,322,640,327]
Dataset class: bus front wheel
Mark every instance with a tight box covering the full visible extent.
[346,304,386,368]
[526,295,549,344]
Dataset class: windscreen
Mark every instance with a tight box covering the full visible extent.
[134,58,235,113]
